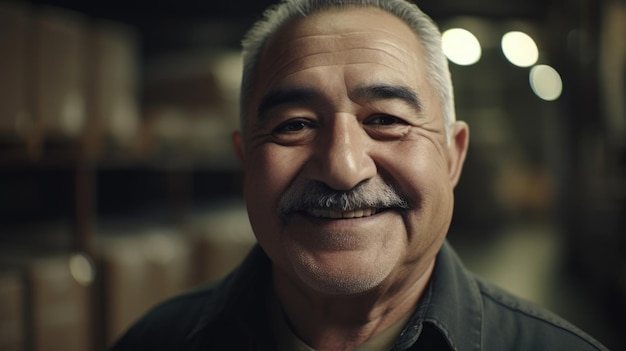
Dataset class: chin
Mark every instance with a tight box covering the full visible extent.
[287,247,398,296]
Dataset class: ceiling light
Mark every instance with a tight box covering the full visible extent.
[501,31,539,68]
[442,28,482,66]
[529,65,563,101]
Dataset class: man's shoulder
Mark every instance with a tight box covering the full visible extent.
[108,245,273,350]
[109,282,223,351]
[475,277,609,351]
[141,281,223,327]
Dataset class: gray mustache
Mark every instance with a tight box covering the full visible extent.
[278,178,409,216]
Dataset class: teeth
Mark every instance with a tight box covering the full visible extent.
[307,208,379,219]
[330,210,342,219]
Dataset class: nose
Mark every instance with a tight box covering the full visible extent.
[306,115,377,191]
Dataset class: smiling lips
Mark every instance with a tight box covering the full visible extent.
[305,208,381,219]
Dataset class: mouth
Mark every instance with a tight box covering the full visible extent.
[304,208,383,219]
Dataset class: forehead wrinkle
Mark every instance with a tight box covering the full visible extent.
[275,62,405,90]
[266,45,409,76]
[282,9,420,47]
[262,29,414,77]
[281,50,409,79]
[284,33,411,63]
[289,27,410,39]
[286,31,414,53]
[253,10,429,120]
[262,43,412,91]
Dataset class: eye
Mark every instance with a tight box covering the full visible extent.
[364,115,406,126]
[362,114,411,140]
[273,119,314,134]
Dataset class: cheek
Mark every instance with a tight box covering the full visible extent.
[242,146,308,265]
[383,140,450,195]
[242,146,305,219]
[383,140,454,229]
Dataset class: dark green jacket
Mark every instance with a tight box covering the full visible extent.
[110,241,609,350]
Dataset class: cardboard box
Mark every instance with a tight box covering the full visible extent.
[99,226,191,346]
[0,3,31,140]
[0,270,26,351]
[185,200,256,285]
[0,250,95,351]
[32,7,87,140]
[84,21,140,155]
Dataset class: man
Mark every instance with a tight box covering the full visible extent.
[111,0,609,350]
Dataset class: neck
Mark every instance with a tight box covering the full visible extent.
[273,260,435,350]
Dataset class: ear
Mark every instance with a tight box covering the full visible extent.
[447,121,469,187]
[232,131,245,163]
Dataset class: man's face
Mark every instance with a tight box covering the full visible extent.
[234,8,468,295]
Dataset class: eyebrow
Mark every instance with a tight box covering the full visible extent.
[256,83,422,121]
[257,87,322,121]
[352,84,422,113]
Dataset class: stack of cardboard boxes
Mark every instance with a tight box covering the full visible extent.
[0,203,256,350]
[0,3,253,350]
[0,3,139,160]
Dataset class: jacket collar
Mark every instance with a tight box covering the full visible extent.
[187,245,275,348]
[393,241,483,351]
[194,241,483,351]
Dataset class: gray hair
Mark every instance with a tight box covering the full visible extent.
[240,0,456,140]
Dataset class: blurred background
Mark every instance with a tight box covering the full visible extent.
[0,0,624,350]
